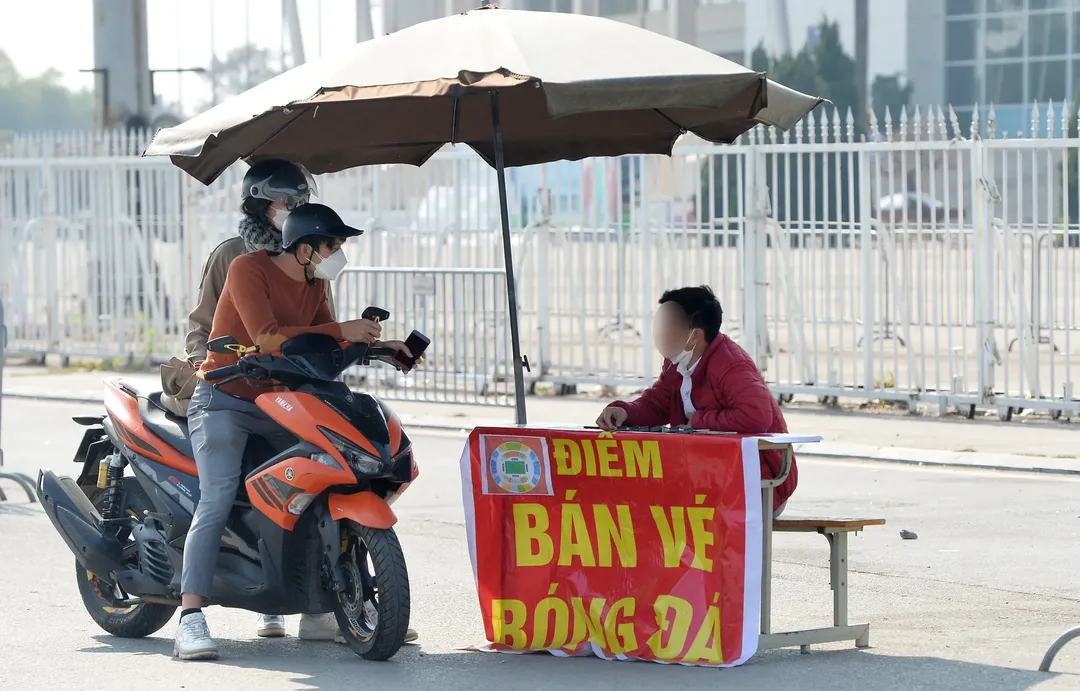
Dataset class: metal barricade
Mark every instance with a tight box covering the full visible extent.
[0,297,38,502]
[2,113,1078,418]
[334,267,515,406]
[1041,626,1080,672]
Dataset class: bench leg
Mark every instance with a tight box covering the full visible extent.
[828,531,849,628]
[761,488,775,635]
[826,531,869,647]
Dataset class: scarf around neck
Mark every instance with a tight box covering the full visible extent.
[238,213,283,253]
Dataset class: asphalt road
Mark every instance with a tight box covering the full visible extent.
[1,399,1078,690]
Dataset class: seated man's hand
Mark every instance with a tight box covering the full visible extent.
[596,406,628,431]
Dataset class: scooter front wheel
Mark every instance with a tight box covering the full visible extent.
[332,521,410,661]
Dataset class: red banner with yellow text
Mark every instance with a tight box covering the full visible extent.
[460,426,764,667]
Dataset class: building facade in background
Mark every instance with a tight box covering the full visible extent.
[910,0,1079,136]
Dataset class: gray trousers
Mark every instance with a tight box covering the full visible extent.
[180,382,293,598]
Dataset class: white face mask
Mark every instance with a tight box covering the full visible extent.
[270,206,290,231]
[312,249,348,281]
[669,335,695,372]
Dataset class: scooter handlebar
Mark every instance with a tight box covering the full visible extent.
[206,341,405,386]
[341,342,397,365]
[203,363,242,381]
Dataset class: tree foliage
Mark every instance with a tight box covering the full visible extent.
[204,44,285,104]
[0,50,94,132]
[701,19,862,225]
[871,73,914,124]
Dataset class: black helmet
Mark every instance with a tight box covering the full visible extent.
[241,159,317,210]
[281,203,363,250]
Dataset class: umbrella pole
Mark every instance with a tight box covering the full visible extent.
[490,90,528,425]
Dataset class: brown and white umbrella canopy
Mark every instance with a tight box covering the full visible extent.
[147,5,824,424]
[145,6,824,184]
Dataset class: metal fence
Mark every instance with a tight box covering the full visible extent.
[335,267,513,406]
[0,104,1078,416]
[0,297,37,502]
[0,155,187,362]
[1,297,5,469]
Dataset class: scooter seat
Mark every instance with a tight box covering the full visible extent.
[120,381,281,495]
[138,392,194,460]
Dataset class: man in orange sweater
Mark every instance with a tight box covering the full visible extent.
[173,204,412,660]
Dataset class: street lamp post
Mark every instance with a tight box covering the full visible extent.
[855,0,869,123]
[79,67,111,128]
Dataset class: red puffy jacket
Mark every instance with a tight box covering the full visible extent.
[608,334,797,509]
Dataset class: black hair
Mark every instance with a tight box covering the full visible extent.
[240,197,272,218]
[658,285,723,342]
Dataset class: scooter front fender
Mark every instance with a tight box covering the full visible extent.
[327,491,397,529]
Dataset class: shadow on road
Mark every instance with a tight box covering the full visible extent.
[76,636,1067,691]
[0,499,41,517]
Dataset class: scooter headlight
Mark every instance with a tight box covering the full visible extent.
[319,427,385,476]
[311,452,344,470]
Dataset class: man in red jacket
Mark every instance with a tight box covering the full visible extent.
[596,285,797,515]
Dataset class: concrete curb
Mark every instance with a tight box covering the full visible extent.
[792,443,1080,476]
[4,392,111,406]
[6,390,1078,477]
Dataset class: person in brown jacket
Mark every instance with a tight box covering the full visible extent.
[160,159,329,418]
[160,160,428,644]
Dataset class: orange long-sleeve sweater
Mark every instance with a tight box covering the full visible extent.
[198,250,344,400]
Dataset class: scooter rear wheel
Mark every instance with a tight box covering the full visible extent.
[332,522,410,661]
[76,481,176,638]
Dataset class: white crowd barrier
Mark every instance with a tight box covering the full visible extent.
[1,105,1078,416]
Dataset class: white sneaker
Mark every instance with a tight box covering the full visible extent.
[330,620,419,645]
[174,611,218,661]
[357,603,420,642]
[298,612,339,641]
[255,614,286,638]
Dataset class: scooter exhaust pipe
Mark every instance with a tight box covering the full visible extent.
[36,470,126,579]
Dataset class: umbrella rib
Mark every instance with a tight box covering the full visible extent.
[451,97,460,144]
[217,106,311,175]
[652,108,688,134]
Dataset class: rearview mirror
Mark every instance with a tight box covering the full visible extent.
[207,336,240,354]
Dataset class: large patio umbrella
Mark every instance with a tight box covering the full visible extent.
[145,5,824,424]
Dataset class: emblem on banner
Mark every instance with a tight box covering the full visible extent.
[480,435,553,496]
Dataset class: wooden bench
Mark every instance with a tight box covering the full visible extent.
[757,439,885,653]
